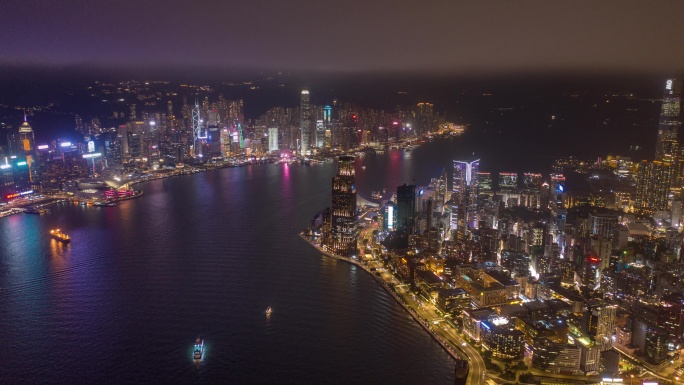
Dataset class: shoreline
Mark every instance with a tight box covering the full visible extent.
[2,137,461,219]
[298,233,469,364]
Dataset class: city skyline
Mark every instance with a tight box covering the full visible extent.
[2,71,684,385]
[3,2,684,384]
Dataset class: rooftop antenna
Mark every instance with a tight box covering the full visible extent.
[23,108,27,122]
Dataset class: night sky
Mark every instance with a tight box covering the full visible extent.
[2,0,684,74]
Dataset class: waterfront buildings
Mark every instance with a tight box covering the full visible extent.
[326,156,357,256]
[299,78,684,383]
[300,89,311,156]
[9,75,684,381]
[268,127,278,153]
[0,119,39,198]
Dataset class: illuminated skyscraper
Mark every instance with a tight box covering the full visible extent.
[300,90,311,156]
[327,156,356,256]
[206,110,221,158]
[499,172,518,191]
[584,299,616,351]
[523,173,543,189]
[192,100,206,158]
[635,160,672,211]
[415,102,434,136]
[452,159,479,236]
[655,79,682,161]
[17,117,38,190]
[383,201,396,231]
[477,172,493,193]
[396,184,417,233]
[323,105,333,148]
[268,127,279,152]
[315,120,325,149]
[17,119,35,158]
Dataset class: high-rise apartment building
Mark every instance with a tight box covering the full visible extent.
[415,102,435,136]
[635,160,672,211]
[584,300,616,351]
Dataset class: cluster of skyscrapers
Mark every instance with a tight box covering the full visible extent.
[308,79,684,380]
[1,80,449,203]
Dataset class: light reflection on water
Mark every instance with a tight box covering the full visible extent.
[0,142,460,384]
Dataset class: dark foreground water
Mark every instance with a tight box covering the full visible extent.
[0,140,475,384]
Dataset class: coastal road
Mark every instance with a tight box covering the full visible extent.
[302,234,486,385]
[392,286,486,385]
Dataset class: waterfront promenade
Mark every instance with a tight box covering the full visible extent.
[299,233,486,385]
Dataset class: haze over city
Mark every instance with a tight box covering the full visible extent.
[1,1,684,385]
[2,1,684,74]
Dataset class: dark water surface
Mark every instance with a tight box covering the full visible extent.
[0,140,462,384]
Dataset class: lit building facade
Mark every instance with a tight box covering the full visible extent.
[655,79,681,161]
[396,184,416,233]
[327,156,356,256]
[499,172,518,191]
[17,120,39,190]
[532,339,581,375]
[268,127,279,152]
[635,160,671,211]
[452,159,479,237]
[300,90,311,156]
[480,320,525,359]
[383,201,396,231]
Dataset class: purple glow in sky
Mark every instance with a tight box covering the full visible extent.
[1,0,684,73]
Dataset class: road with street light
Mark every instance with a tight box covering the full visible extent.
[301,233,486,385]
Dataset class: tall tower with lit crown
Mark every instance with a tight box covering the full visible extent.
[655,79,681,161]
[452,159,480,237]
[300,90,311,156]
[327,156,356,256]
[17,114,38,189]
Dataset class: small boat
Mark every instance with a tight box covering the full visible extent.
[266,307,272,316]
[49,229,71,243]
[94,201,117,207]
[193,337,204,360]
